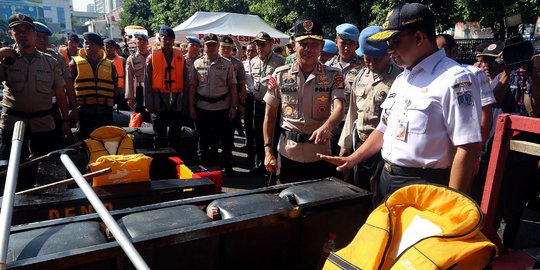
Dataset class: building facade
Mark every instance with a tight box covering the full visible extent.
[0,0,71,33]
[94,0,122,14]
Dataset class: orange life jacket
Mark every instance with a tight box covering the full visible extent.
[59,45,78,65]
[151,47,185,93]
[112,55,125,89]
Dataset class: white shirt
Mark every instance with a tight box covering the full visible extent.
[243,59,255,93]
[463,64,496,107]
[377,49,482,169]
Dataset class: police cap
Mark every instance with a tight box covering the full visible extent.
[220,35,234,47]
[369,3,435,42]
[103,38,117,46]
[322,39,338,54]
[203,33,219,44]
[294,18,324,42]
[186,36,200,44]
[159,26,175,39]
[9,13,35,29]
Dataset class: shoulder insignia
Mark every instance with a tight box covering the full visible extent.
[274,64,291,73]
[452,82,472,88]
[334,74,345,89]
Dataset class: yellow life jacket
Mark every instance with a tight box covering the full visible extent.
[73,49,115,107]
[323,184,497,270]
[89,154,152,187]
[112,55,125,89]
[84,126,135,165]
[151,47,185,93]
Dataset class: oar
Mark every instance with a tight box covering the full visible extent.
[16,168,112,195]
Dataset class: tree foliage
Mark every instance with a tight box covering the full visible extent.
[120,0,540,39]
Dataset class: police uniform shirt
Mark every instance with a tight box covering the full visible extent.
[144,51,189,112]
[46,48,71,81]
[377,49,482,169]
[264,61,345,163]
[230,56,246,91]
[184,54,199,92]
[338,61,402,149]
[250,52,285,101]
[243,59,255,93]
[192,55,236,111]
[125,50,148,100]
[325,54,364,115]
[464,64,495,107]
[0,49,65,132]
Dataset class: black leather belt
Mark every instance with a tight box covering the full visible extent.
[2,106,52,119]
[196,93,229,103]
[383,162,450,179]
[282,130,312,143]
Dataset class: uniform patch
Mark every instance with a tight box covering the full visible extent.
[456,90,474,106]
[283,75,296,85]
[316,95,329,102]
[284,105,294,116]
[267,76,277,95]
[334,74,345,89]
[303,20,313,31]
[318,106,327,114]
[291,62,299,73]
[316,63,323,73]
[317,74,331,85]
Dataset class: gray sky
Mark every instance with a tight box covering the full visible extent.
[73,0,94,12]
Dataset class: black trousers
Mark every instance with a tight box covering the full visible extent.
[0,127,58,191]
[244,94,255,160]
[278,154,335,184]
[78,106,113,140]
[196,108,233,165]
[151,110,183,150]
[379,164,450,202]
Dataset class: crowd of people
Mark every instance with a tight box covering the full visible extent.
[1,2,540,250]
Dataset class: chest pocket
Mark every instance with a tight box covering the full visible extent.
[212,66,229,86]
[406,99,431,134]
[379,97,395,125]
[197,67,208,86]
[36,71,54,95]
[5,64,27,92]
[312,92,331,121]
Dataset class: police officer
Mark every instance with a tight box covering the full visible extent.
[125,32,150,114]
[319,3,482,197]
[0,14,69,190]
[189,33,238,173]
[320,39,337,64]
[182,36,201,128]
[264,18,345,183]
[219,35,247,171]
[250,32,285,174]
[144,26,189,150]
[338,26,402,198]
[69,32,117,140]
[59,33,80,65]
[243,43,258,162]
[325,23,364,156]
[104,38,128,111]
[34,21,79,145]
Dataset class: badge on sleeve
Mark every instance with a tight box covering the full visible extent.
[452,81,473,106]
[334,74,345,89]
[267,76,278,95]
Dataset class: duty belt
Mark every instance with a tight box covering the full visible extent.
[383,161,450,179]
[2,106,52,119]
[196,92,229,103]
[282,130,312,143]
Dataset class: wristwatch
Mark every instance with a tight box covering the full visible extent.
[233,106,239,110]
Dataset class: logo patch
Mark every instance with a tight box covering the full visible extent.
[316,95,329,102]
[317,74,330,85]
[303,20,313,31]
[284,105,294,116]
[334,74,345,89]
[267,76,277,95]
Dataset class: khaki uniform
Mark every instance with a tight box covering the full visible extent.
[325,55,364,114]
[0,49,64,132]
[192,56,236,110]
[339,61,402,149]
[250,52,285,101]
[264,61,345,163]
[125,51,148,100]
[46,48,71,81]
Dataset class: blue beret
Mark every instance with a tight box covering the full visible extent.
[103,38,117,46]
[34,22,52,36]
[159,26,175,39]
[133,32,148,40]
[83,32,103,46]
[186,36,200,44]
[360,26,388,57]
[336,23,359,41]
[67,32,80,43]
[322,39,337,54]
[355,47,364,58]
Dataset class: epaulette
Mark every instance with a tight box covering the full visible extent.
[274,64,292,74]
[323,65,341,73]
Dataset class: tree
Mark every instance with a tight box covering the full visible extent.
[120,0,153,34]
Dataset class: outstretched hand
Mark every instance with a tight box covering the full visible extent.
[316,153,354,172]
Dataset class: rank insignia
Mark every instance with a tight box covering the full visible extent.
[316,63,323,73]
[303,20,313,31]
[317,74,330,85]
[452,82,472,89]
[316,95,329,102]
[291,62,299,73]
[334,74,345,89]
